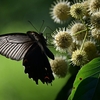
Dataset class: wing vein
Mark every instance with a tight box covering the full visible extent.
[0,33,33,60]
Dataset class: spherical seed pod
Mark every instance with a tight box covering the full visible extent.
[71,49,88,66]
[91,12,100,29]
[91,28,100,40]
[50,56,68,78]
[83,41,97,61]
[52,28,73,52]
[71,23,86,41]
[70,3,86,19]
[50,0,70,24]
[89,0,100,14]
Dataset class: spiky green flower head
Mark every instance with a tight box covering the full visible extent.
[50,56,68,78]
[89,0,100,14]
[71,49,88,66]
[83,41,97,61]
[52,28,73,52]
[70,22,86,41]
[70,2,86,19]
[91,28,100,40]
[82,0,90,17]
[50,0,70,24]
[91,11,100,29]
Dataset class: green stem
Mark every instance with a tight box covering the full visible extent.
[72,28,87,36]
[80,30,88,51]
[80,18,89,51]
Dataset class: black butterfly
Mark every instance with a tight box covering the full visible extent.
[0,31,54,84]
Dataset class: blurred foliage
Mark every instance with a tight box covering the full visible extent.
[0,0,73,100]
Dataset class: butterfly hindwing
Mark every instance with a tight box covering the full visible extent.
[23,42,54,84]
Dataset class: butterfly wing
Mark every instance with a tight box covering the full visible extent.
[0,33,33,60]
[23,42,54,84]
[43,45,54,60]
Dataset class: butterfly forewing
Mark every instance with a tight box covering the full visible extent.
[0,33,33,60]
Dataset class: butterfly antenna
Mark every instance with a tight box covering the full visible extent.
[42,27,48,39]
[28,20,38,32]
[46,26,54,32]
[42,26,47,33]
[39,20,44,33]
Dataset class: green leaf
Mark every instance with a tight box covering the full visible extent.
[68,57,100,100]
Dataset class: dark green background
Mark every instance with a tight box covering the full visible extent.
[0,0,66,34]
[0,0,71,100]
